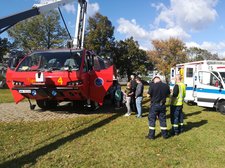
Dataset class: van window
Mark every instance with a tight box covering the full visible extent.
[199,71,220,87]
[186,68,193,77]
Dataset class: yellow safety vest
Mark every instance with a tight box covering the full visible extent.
[172,82,186,106]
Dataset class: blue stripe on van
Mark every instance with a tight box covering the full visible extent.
[170,83,224,94]
[186,87,193,90]
[196,88,225,94]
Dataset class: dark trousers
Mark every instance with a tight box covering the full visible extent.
[148,104,167,138]
[170,105,184,134]
[130,95,137,112]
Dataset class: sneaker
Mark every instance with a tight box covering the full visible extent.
[124,113,131,116]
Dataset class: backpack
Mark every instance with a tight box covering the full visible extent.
[115,89,122,101]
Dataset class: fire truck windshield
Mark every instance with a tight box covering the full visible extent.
[17,50,83,71]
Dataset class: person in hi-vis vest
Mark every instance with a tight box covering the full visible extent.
[170,74,186,135]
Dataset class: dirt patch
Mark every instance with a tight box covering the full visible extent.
[0,100,120,123]
[0,102,84,123]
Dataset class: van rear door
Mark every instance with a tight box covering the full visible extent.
[196,71,222,107]
[184,64,195,102]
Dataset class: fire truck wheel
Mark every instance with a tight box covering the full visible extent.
[36,100,58,110]
[218,101,225,115]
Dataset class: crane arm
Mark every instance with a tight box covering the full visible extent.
[0,8,39,34]
[73,0,87,49]
[0,0,87,49]
[0,0,74,34]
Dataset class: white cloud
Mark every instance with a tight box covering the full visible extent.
[117,18,190,50]
[117,18,151,40]
[186,41,225,58]
[87,2,100,17]
[116,0,220,52]
[37,0,75,14]
[153,0,218,31]
[64,3,75,14]
[150,26,190,40]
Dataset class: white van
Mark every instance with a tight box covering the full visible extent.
[170,60,225,114]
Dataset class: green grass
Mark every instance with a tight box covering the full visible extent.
[1,92,225,167]
[0,89,14,103]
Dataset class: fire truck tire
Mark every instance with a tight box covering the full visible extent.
[36,100,57,110]
[218,101,225,115]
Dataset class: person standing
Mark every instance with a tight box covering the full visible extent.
[114,82,122,109]
[130,75,137,112]
[124,82,134,116]
[135,76,144,118]
[170,74,186,135]
[146,76,170,139]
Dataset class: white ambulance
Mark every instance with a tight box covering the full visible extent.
[170,60,225,114]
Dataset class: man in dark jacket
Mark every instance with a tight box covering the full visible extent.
[135,76,144,118]
[130,75,137,112]
[146,76,170,139]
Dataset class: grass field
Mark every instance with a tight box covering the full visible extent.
[0,89,14,103]
[0,89,225,168]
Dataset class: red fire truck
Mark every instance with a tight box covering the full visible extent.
[0,0,114,110]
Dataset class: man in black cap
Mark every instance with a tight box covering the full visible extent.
[146,75,170,139]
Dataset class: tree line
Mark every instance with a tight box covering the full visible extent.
[0,10,220,81]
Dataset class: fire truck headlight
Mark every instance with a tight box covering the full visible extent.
[13,81,24,86]
[51,90,57,96]
[31,90,37,96]
[67,80,83,86]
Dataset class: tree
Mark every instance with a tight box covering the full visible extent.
[147,38,187,82]
[0,38,10,63]
[7,10,68,52]
[186,47,219,61]
[113,37,152,78]
[84,13,115,56]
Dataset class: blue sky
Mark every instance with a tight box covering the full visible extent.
[1,0,225,57]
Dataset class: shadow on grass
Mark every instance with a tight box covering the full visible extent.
[184,110,202,118]
[184,120,208,132]
[0,112,123,168]
[34,98,122,115]
[154,120,208,139]
[164,110,202,119]
[201,107,216,112]
[142,98,150,105]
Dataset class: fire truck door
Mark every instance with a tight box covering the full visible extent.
[89,65,113,105]
[6,68,24,103]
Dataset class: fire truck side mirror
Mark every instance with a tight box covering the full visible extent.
[7,56,22,70]
[66,40,73,48]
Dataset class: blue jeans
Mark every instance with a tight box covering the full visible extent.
[136,97,143,117]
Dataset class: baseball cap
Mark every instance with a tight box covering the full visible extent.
[152,75,161,81]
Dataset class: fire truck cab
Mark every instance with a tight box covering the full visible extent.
[6,49,114,109]
[1,0,115,110]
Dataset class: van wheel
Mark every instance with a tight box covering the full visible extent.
[36,100,57,110]
[218,102,225,115]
